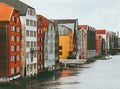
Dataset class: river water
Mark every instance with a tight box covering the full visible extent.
[1,55,120,89]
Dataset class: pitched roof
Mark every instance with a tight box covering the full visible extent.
[0,0,34,15]
[0,2,13,21]
[96,30,106,34]
[78,25,88,30]
[37,15,50,28]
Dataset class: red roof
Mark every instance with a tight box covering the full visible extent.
[96,30,106,34]
[37,15,49,28]
[0,2,13,21]
[78,25,89,30]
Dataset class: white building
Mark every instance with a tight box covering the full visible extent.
[44,22,56,71]
[25,8,37,77]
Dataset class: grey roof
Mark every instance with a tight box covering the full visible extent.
[0,0,35,16]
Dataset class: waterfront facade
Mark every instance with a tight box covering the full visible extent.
[44,21,56,71]
[25,7,37,77]
[107,31,119,53]
[0,2,21,82]
[0,0,38,77]
[36,15,49,73]
[87,26,96,59]
[0,0,120,84]
[96,30,106,55]
[78,25,87,59]
[78,25,96,59]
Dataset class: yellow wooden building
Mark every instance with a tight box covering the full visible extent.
[58,25,73,60]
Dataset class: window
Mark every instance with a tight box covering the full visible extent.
[30,31,33,37]
[38,65,40,69]
[34,21,36,27]
[30,9,33,16]
[59,52,62,55]
[16,27,20,32]
[34,31,36,37]
[26,41,29,47]
[33,10,36,16]
[31,42,33,47]
[11,45,15,51]
[26,19,29,26]
[34,52,37,57]
[12,16,14,21]
[30,20,33,26]
[40,38,42,42]
[59,46,62,50]
[16,55,20,61]
[31,56,33,62]
[38,20,42,26]
[11,35,15,41]
[40,55,42,59]
[41,65,43,69]
[26,52,29,58]
[34,42,36,47]
[16,66,20,73]
[16,36,20,42]
[16,17,19,23]
[40,46,42,51]
[51,34,54,39]
[27,9,30,15]
[11,56,15,62]
[26,30,29,36]
[11,67,14,75]
[41,30,42,34]
[11,26,15,32]
[16,46,20,51]
[38,29,40,34]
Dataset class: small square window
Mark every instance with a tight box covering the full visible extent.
[11,67,14,75]
[11,56,15,62]
[11,45,15,51]
[16,27,20,32]
[11,26,15,32]
[16,36,20,42]
[16,55,20,61]
[11,35,15,41]
[16,46,20,51]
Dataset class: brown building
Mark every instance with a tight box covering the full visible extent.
[0,3,21,82]
[96,30,106,55]
[78,25,96,59]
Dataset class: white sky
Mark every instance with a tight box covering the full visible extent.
[20,0,120,34]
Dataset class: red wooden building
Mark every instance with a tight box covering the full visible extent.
[96,30,106,55]
[36,15,49,73]
[0,3,21,82]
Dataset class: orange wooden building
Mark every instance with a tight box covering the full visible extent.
[0,3,21,82]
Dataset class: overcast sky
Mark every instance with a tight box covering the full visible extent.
[20,0,120,34]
